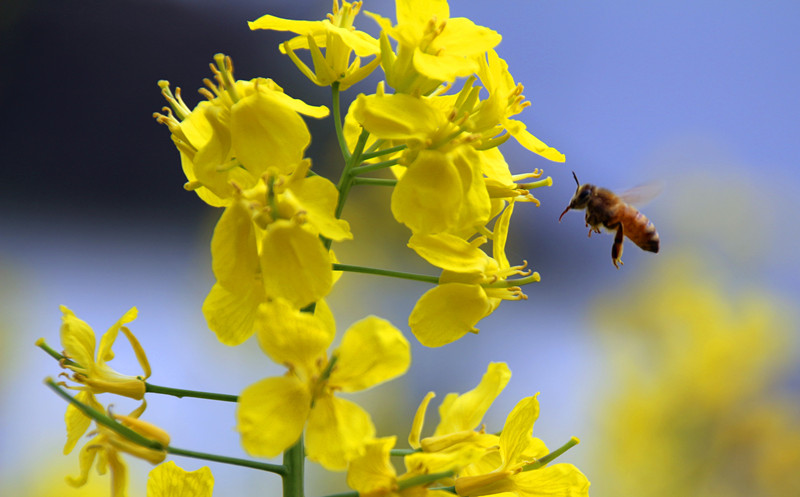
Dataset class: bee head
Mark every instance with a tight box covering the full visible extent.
[559,171,594,221]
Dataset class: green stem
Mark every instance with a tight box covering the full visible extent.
[283,436,305,497]
[46,379,286,475]
[331,82,350,160]
[333,128,370,220]
[390,448,419,456]
[45,378,162,450]
[333,263,439,284]
[145,383,238,403]
[351,177,397,187]
[361,144,406,161]
[398,471,454,490]
[167,446,287,475]
[349,159,400,176]
[36,338,77,367]
[522,437,580,471]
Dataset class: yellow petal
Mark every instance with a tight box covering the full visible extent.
[305,395,375,470]
[353,93,445,142]
[493,201,514,271]
[96,306,138,364]
[64,391,103,454]
[211,200,260,289]
[391,150,461,234]
[230,88,310,176]
[413,49,478,81]
[409,283,491,347]
[432,18,501,56]
[504,119,565,162]
[408,233,487,273]
[286,175,353,241]
[60,305,96,369]
[435,362,512,436]
[146,461,214,497]
[346,436,397,493]
[409,391,436,449]
[248,14,323,35]
[66,437,102,488]
[512,463,590,497]
[500,395,540,468]
[396,0,449,27]
[237,376,311,458]
[329,316,410,392]
[260,220,333,309]
[202,281,264,346]
[404,444,485,476]
[107,450,129,497]
[255,298,334,374]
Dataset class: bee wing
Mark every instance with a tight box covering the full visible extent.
[618,181,663,206]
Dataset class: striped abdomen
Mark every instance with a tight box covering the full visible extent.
[621,204,660,253]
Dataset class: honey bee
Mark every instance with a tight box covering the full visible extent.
[559,172,660,268]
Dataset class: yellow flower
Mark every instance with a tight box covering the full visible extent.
[59,306,151,453]
[237,300,410,470]
[202,164,349,345]
[154,54,329,207]
[365,0,501,94]
[249,1,381,90]
[473,50,565,162]
[67,403,170,497]
[147,461,214,497]
[346,436,468,497]
[455,396,590,497]
[406,204,539,347]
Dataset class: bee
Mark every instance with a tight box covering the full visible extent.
[558,172,660,268]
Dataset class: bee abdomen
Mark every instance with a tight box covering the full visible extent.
[624,209,660,253]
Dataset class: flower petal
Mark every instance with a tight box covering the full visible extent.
[237,376,311,458]
[513,463,591,497]
[408,233,487,273]
[202,281,264,346]
[305,395,375,470]
[64,391,104,455]
[500,395,540,468]
[329,316,410,392]
[435,362,511,436]
[260,220,333,309]
[147,461,214,497]
[60,306,96,369]
[409,283,492,347]
[346,436,397,493]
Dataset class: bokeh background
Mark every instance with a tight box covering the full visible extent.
[2,0,799,495]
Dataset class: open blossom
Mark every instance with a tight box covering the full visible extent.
[57,306,152,454]
[237,299,410,470]
[249,0,381,90]
[154,54,329,207]
[202,162,350,346]
[455,396,590,497]
[365,0,501,94]
[67,402,170,497]
[407,204,539,347]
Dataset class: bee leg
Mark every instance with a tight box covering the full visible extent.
[611,222,624,268]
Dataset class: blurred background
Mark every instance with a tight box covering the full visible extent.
[2,0,799,495]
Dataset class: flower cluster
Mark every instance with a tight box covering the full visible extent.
[39,1,589,496]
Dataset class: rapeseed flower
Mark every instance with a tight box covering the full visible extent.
[237,299,410,470]
[67,403,169,497]
[454,396,590,497]
[203,161,350,345]
[366,0,501,94]
[407,204,539,347]
[154,54,329,207]
[58,306,151,454]
[249,1,381,90]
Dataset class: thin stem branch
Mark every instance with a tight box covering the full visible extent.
[349,159,400,176]
[145,383,238,403]
[331,82,350,161]
[351,177,397,187]
[333,263,439,284]
[168,446,287,475]
[360,144,406,161]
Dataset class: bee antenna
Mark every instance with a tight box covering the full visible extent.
[572,171,580,187]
